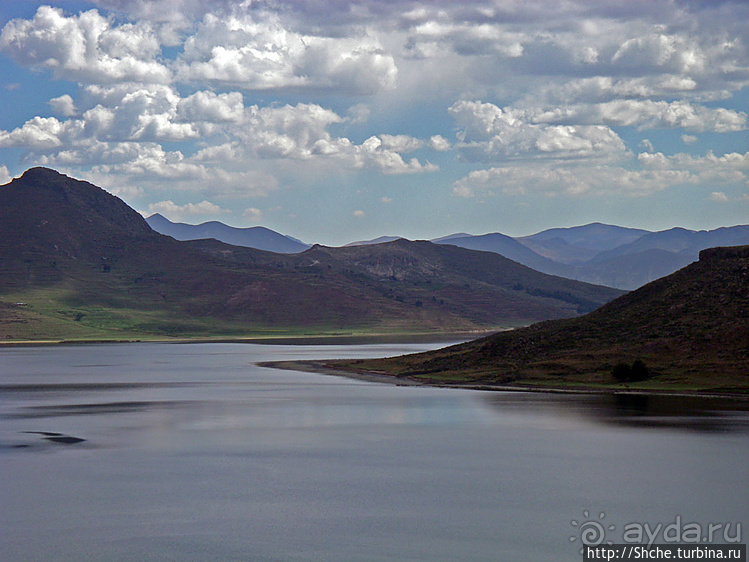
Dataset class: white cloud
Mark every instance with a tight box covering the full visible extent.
[449,100,627,162]
[428,135,451,151]
[353,210,365,217]
[590,100,746,133]
[2,0,748,226]
[236,103,439,174]
[48,94,77,117]
[638,151,749,186]
[0,165,11,185]
[177,91,244,123]
[454,149,749,199]
[523,99,747,133]
[709,191,729,202]
[612,33,706,74]
[405,19,526,59]
[175,13,397,94]
[453,164,694,198]
[0,116,72,149]
[148,199,224,220]
[0,6,170,84]
[243,207,263,221]
[378,134,424,153]
[346,104,370,124]
[381,197,392,204]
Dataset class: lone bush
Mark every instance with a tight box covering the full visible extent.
[629,359,650,382]
[612,362,632,381]
[611,360,650,383]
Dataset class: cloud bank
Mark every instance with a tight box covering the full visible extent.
[0,0,747,233]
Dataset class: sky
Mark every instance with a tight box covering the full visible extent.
[0,0,747,246]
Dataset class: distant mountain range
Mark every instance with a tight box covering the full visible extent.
[435,223,749,290]
[153,214,749,290]
[330,223,746,290]
[146,213,310,254]
[333,245,749,392]
[0,168,622,340]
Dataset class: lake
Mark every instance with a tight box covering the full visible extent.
[1,342,747,561]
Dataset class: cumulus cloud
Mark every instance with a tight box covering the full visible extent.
[174,12,397,94]
[681,134,698,145]
[48,94,77,117]
[243,207,263,221]
[453,164,694,198]
[2,0,747,224]
[0,116,72,149]
[0,6,170,84]
[428,135,451,151]
[148,199,224,220]
[177,91,244,123]
[454,149,749,198]
[378,134,424,153]
[449,100,627,162]
[0,165,12,185]
[236,103,438,174]
[611,32,706,74]
[518,99,747,133]
[0,90,440,186]
[353,210,365,217]
[709,191,729,202]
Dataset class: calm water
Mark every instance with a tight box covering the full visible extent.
[1,342,747,561]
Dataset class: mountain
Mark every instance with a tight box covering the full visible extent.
[591,226,749,263]
[142,214,749,291]
[520,223,649,253]
[0,168,623,341]
[563,249,693,290]
[436,223,749,290]
[432,232,556,273]
[344,235,404,247]
[146,213,309,254]
[338,246,749,392]
[191,237,623,328]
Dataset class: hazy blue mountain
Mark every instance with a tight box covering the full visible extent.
[146,214,309,254]
[431,233,473,243]
[432,232,557,273]
[519,222,650,251]
[591,226,749,263]
[435,223,749,290]
[565,249,694,290]
[344,236,405,247]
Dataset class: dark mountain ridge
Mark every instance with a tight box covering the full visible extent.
[0,168,622,340]
[344,245,749,391]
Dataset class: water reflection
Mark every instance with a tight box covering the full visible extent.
[483,392,749,433]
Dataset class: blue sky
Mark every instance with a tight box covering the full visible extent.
[1,0,747,245]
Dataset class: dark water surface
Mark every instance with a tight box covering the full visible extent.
[1,343,747,561]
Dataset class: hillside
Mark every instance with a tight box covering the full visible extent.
[146,213,310,254]
[0,168,622,341]
[437,224,749,289]
[333,246,749,392]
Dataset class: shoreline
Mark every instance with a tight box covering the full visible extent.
[258,360,749,401]
[0,330,493,348]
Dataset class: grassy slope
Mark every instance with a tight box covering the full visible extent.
[332,246,749,393]
[0,168,622,341]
